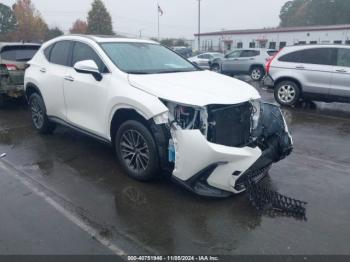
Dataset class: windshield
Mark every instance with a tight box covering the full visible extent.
[100,42,198,74]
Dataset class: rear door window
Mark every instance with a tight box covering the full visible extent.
[0,45,40,62]
[279,48,336,65]
[49,41,72,66]
[336,48,350,68]
[198,54,211,59]
[240,50,260,57]
[226,50,241,58]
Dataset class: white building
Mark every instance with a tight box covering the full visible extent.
[194,24,350,53]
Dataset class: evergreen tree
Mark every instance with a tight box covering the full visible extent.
[87,0,114,35]
[0,3,18,39]
[46,26,63,40]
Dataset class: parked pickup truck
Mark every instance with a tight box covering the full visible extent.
[0,43,41,107]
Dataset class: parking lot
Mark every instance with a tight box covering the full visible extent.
[0,80,350,255]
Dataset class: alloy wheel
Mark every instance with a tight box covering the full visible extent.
[278,85,296,103]
[120,129,150,172]
[251,68,262,81]
[31,98,44,129]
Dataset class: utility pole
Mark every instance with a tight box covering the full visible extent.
[197,0,202,52]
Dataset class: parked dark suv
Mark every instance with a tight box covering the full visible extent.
[0,43,41,107]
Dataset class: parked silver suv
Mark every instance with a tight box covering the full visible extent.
[210,49,277,81]
[265,45,350,106]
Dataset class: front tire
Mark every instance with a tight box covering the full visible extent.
[250,66,264,81]
[29,93,56,134]
[115,120,160,182]
[274,80,301,106]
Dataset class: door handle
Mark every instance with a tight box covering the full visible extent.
[40,68,46,73]
[295,66,305,69]
[335,69,347,73]
[64,76,74,82]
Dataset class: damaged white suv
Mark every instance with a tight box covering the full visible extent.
[25,35,293,197]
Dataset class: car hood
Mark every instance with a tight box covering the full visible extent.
[128,70,260,106]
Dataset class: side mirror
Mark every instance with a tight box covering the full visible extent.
[74,60,102,81]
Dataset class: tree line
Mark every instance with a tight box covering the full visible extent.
[0,0,113,42]
[280,0,350,27]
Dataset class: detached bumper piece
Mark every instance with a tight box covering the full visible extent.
[243,103,307,219]
[244,176,307,220]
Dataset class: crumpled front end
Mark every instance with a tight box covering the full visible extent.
[158,100,293,198]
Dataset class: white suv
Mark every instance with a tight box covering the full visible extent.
[24,35,293,198]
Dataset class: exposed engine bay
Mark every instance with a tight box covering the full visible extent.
[156,99,305,219]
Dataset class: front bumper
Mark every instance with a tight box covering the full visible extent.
[170,103,293,198]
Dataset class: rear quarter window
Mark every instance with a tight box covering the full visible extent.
[278,48,336,66]
[44,44,54,60]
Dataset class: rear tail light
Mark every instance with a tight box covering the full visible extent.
[265,49,283,75]
[5,64,18,71]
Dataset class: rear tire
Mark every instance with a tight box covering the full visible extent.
[274,80,301,106]
[250,66,264,81]
[115,120,160,182]
[211,63,221,73]
[0,94,5,108]
[29,93,56,134]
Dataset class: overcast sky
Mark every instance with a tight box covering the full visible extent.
[1,0,289,39]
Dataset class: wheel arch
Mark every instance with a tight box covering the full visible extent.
[25,82,43,101]
[249,64,265,72]
[109,107,172,172]
[110,108,151,143]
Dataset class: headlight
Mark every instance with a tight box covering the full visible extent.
[160,99,207,133]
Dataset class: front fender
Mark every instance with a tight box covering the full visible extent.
[106,96,168,140]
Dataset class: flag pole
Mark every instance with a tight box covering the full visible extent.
[157,3,160,41]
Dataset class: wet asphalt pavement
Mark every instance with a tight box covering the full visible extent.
[0,80,350,255]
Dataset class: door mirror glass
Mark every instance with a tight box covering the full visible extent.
[74,60,102,81]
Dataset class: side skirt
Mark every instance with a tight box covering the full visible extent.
[48,116,112,146]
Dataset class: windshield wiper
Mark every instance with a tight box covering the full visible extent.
[155,69,199,74]
[127,71,153,75]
